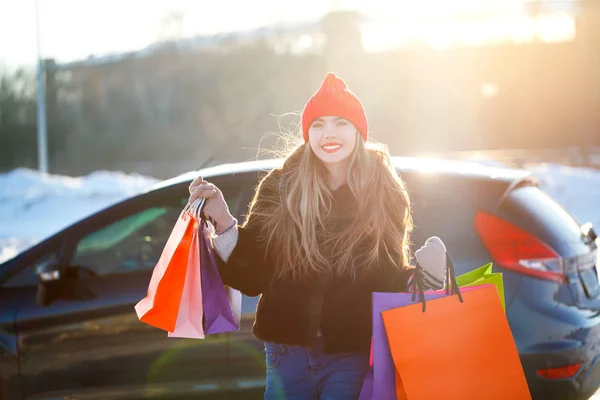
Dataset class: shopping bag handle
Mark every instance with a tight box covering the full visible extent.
[411,251,464,312]
[183,198,208,223]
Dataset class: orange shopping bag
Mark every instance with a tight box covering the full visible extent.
[135,206,198,332]
[168,224,205,339]
[382,284,531,400]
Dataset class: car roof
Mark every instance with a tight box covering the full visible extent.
[0,157,532,276]
[147,157,533,192]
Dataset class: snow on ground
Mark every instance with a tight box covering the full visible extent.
[0,168,159,263]
[0,161,600,264]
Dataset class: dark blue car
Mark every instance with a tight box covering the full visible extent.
[1,157,599,400]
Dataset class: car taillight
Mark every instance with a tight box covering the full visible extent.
[474,211,565,283]
[536,363,582,380]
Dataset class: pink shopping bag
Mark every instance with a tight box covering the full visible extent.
[168,225,205,339]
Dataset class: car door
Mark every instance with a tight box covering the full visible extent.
[0,273,28,400]
[7,181,243,400]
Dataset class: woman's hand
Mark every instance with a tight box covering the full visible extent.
[414,236,447,290]
[188,176,235,231]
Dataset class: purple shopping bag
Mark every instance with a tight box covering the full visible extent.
[358,367,374,400]
[363,286,486,400]
[200,225,241,334]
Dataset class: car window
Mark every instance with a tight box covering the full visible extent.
[70,182,243,276]
[404,175,497,275]
[499,185,590,257]
[70,205,181,275]
[70,201,183,275]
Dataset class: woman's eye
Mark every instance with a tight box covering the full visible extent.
[311,122,323,128]
[336,120,349,126]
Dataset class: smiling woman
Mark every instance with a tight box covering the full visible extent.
[182,72,450,399]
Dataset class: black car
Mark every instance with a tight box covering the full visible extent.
[1,157,600,400]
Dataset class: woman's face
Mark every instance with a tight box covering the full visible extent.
[308,116,358,166]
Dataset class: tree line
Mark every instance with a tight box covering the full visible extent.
[2,7,600,178]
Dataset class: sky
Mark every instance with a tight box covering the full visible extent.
[0,0,300,68]
[0,0,579,70]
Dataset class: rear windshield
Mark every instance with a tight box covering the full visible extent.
[499,186,587,256]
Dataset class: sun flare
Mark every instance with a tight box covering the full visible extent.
[361,0,577,51]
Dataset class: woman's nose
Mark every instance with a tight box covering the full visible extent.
[323,124,338,138]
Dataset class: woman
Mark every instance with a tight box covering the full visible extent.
[188,73,446,400]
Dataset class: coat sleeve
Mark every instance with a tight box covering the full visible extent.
[365,241,415,293]
[215,225,274,297]
[213,170,280,297]
[382,249,445,293]
[375,225,445,292]
[389,265,417,293]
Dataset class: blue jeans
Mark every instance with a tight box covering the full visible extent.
[264,337,369,400]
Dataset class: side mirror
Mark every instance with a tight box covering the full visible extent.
[36,262,63,282]
[35,262,64,306]
[35,263,97,306]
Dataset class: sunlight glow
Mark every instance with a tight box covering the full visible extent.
[1,0,580,66]
[482,83,499,98]
[363,12,576,51]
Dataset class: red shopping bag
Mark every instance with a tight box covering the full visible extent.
[135,208,197,332]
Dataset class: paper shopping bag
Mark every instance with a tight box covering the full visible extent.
[358,367,375,400]
[168,226,205,339]
[200,225,241,334]
[134,210,196,332]
[382,285,531,400]
[456,262,505,311]
[363,286,485,400]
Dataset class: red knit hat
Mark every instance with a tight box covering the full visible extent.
[301,73,368,142]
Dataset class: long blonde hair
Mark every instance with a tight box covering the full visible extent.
[245,133,413,280]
